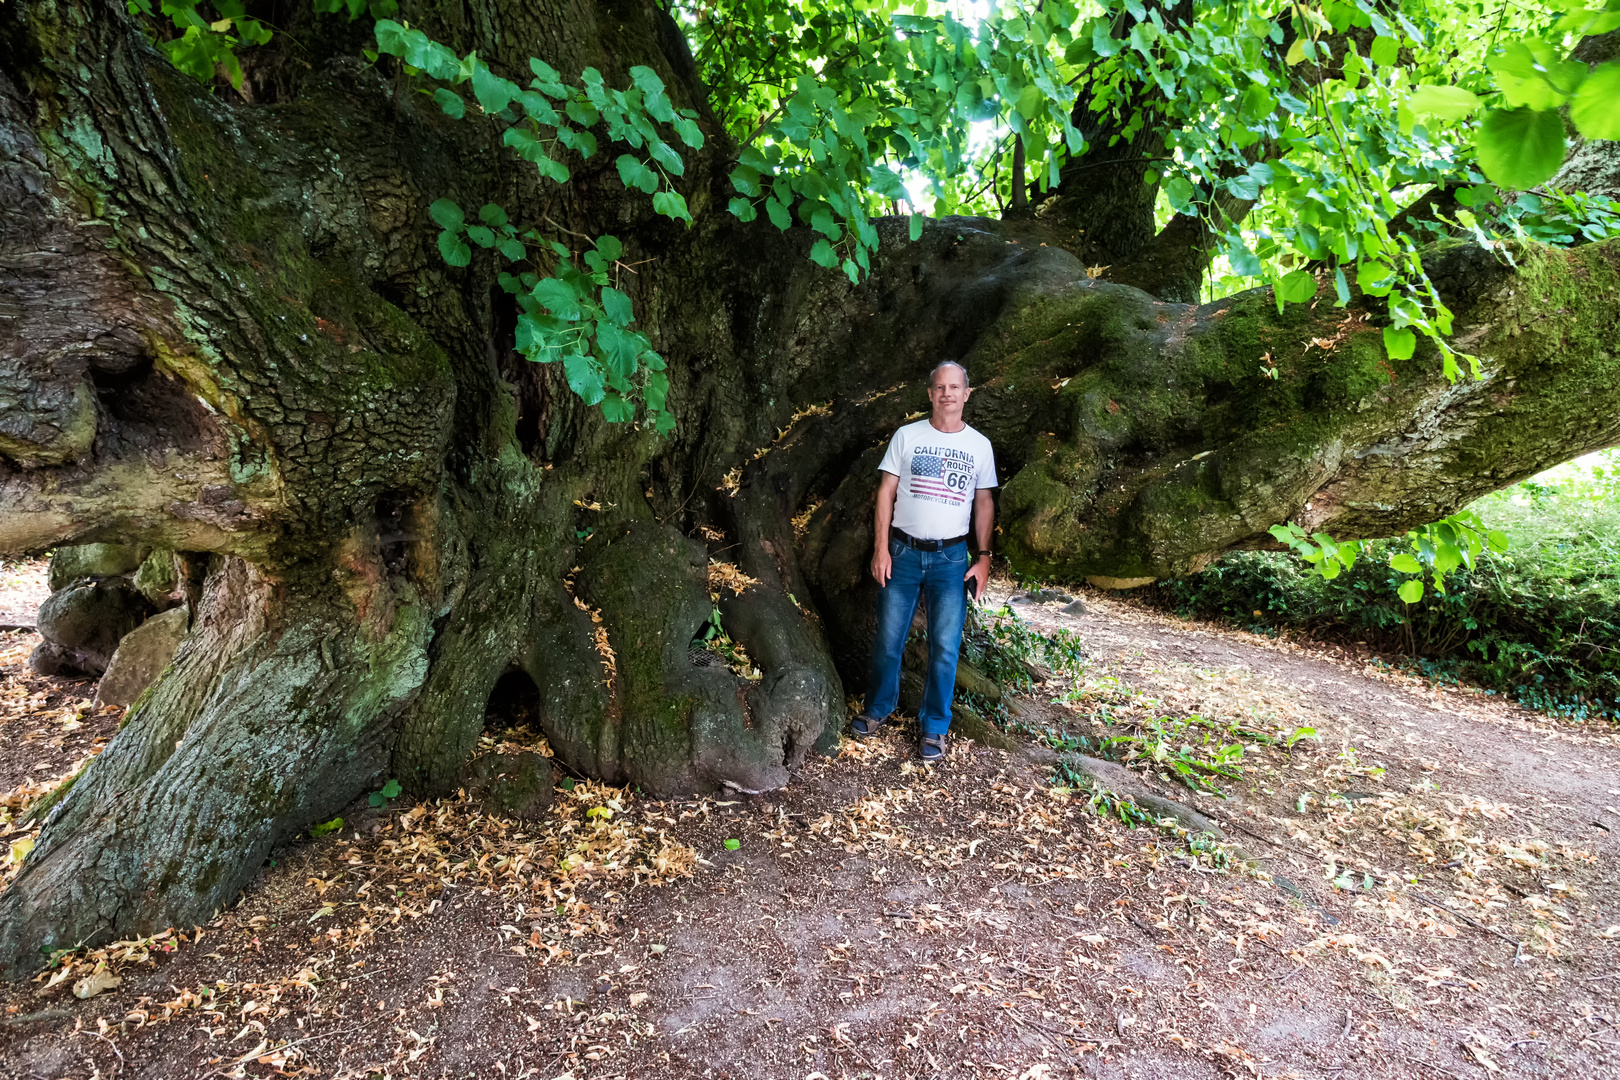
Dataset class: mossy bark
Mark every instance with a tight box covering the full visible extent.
[1,0,1618,974]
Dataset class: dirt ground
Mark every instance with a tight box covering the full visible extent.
[2,561,1619,1080]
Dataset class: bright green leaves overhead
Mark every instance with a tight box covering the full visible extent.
[124,0,281,90]
[372,22,702,231]
[1388,9,1620,192]
[1406,84,1481,122]
[1274,270,1317,305]
[1382,325,1417,362]
[686,0,1083,281]
[1476,107,1570,191]
[1571,62,1620,140]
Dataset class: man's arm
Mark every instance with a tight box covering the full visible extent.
[964,487,995,597]
[871,471,900,586]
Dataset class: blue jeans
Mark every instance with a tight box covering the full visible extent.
[866,539,969,737]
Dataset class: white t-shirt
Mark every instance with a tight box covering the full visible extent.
[878,419,998,540]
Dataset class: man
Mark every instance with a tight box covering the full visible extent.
[852,361,997,762]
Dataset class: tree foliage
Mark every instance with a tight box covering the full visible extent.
[126,0,1620,385]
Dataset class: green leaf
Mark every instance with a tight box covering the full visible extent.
[1016,83,1044,120]
[429,198,464,230]
[1475,107,1566,190]
[1357,259,1395,295]
[1276,270,1316,304]
[1486,530,1510,553]
[647,138,686,177]
[766,198,792,231]
[563,353,605,405]
[1226,236,1261,277]
[1383,325,1416,360]
[808,238,838,268]
[730,164,762,196]
[594,235,623,262]
[497,237,525,261]
[616,155,659,195]
[909,212,924,241]
[471,61,515,115]
[533,277,583,320]
[1397,579,1425,604]
[600,287,633,326]
[528,56,565,96]
[1163,176,1196,213]
[1489,42,1573,110]
[372,18,409,55]
[728,197,757,222]
[599,391,635,423]
[436,230,471,267]
[1571,62,1620,141]
[566,98,600,128]
[809,205,841,240]
[465,225,495,247]
[1390,552,1422,573]
[381,779,402,799]
[1369,35,1398,67]
[432,87,465,119]
[1407,84,1480,122]
[651,189,692,223]
[672,116,704,149]
[723,838,741,851]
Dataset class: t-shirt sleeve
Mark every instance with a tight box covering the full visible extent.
[877,429,905,476]
[976,438,999,489]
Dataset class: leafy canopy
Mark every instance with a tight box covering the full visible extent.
[127,0,1620,420]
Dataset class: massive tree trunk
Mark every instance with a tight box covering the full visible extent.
[1,0,1617,972]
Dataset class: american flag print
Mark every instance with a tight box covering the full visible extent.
[909,453,970,503]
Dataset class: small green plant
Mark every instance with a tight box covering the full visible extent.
[308,816,344,839]
[961,606,1086,694]
[1099,715,1246,797]
[1077,783,1233,870]
[1285,725,1319,750]
[368,779,402,808]
[692,608,760,679]
[723,838,740,851]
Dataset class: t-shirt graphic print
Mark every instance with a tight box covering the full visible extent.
[908,447,974,504]
[878,419,998,541]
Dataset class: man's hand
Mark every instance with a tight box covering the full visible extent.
[871,545,893,586]
[964,554,990,600]
[871,471,900,587]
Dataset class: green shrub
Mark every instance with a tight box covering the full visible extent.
[1147,453,1620,722]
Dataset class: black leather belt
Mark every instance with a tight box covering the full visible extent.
[892,528,968,552]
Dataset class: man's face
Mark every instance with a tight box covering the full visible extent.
[928,367,971,418]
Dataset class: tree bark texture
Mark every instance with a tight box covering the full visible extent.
[1,0,1618,972]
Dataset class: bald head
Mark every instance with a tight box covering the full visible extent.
[930,361,969,389]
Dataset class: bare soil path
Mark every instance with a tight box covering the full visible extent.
[2,565,1619,1080]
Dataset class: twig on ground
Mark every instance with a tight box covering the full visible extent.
[74,1027,124,1071]
[1411,891,1524,952]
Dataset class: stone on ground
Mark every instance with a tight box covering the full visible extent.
[95,606,191,709]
